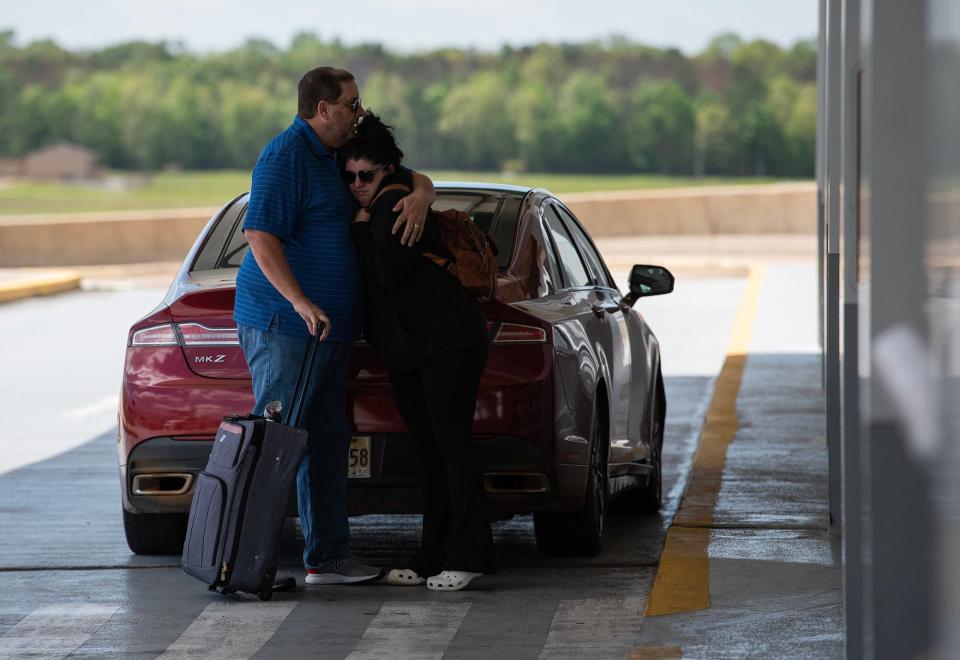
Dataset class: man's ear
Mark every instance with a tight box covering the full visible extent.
[315,100,328,120]
[386,164,396,174]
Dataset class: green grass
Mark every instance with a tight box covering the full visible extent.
[0,170,790,216]
[0,171,252,216]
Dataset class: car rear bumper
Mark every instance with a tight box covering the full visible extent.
[121,433,587,516]
[121,436,215,514]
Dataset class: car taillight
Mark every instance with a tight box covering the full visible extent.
[177,323,240,346]
[130,323,239,347]
[131,324,178,346]
[492,323,547,343]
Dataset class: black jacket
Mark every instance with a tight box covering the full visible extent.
[350,170,488,373]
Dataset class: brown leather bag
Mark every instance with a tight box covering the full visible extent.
[370,184,498,302]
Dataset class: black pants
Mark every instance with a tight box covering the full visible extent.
[388,344,496,575]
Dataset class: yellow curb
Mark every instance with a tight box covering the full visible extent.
[0,272,82,303]
[645,265,765,617]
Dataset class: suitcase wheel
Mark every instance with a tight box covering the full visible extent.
[258,588,273,602]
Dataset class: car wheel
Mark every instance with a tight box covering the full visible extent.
[122,509,187,555]
[534,404,608,557]
[618,375,665,514]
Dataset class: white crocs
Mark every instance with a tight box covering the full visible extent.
[426,571,483,591]
[386,568,426,586]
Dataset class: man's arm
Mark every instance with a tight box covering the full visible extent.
[245,229,330,339]
[391,170,436,246]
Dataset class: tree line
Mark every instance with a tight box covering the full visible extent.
[0,30,816,176]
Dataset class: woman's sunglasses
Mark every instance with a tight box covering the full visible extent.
[342,166,383,185]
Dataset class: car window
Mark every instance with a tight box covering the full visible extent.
[220,206,250,267]
[433,191,520,269]
[556,205,614,289]
[542,204,591,289]
[191,201,246,272]
[533,224,563,295]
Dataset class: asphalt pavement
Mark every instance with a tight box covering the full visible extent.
[0,254,841,658]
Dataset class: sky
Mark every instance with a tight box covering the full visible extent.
[2,0,818,55]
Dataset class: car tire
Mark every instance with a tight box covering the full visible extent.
[534,405,608,557]
[122,509,187,555]
[617,373,665,514]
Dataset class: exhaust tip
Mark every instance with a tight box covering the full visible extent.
[132,473,193,496]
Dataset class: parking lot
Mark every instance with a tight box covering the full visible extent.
[0,246,841,658]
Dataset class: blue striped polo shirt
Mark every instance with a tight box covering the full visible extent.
[234,116,364,341]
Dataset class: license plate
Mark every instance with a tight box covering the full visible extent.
[348,436,371,479]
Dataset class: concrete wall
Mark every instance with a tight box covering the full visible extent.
[0,208,219,267]
[0,183,817,267]
[564,182,816,237]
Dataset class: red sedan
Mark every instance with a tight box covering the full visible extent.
[119,183,673,557]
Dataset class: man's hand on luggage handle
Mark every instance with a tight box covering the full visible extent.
[292,297,330,340]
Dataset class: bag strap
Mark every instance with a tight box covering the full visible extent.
[423,252,454,270]
[367,183,412,209]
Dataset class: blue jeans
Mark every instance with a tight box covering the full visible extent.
[237,322,352,568]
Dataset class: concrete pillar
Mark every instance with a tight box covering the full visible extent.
[817,0,828,360]
[860,0,933,656]
[925,2,960,653]
[839,0,863,656]
[825,0,844,534]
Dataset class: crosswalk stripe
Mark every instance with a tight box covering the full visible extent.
[157,600,297,660]
[539,597,646,660]
[0,603,120,659]
[347,601,471,659]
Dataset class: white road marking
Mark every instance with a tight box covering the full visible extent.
[347,601,471,659]
[539,597,646,660]
[157,600,297,660]
[60,395,118,420]
[0,603,120,658]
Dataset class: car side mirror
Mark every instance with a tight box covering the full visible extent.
[623,265,675,307]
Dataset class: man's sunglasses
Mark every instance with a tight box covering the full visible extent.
[341,166,383,185]
[335,96,362,112]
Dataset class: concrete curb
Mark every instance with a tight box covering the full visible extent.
[0,272,82,303]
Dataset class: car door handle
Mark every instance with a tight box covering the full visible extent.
[591,303,619,318]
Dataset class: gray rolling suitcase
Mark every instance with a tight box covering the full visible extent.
[181,332,318,600]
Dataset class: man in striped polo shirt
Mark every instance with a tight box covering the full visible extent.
[234,67,435,585]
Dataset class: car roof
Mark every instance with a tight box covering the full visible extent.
[434,181,532,196]
[232,182,539,203]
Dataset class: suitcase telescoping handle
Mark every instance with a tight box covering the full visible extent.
[283,323,324,427]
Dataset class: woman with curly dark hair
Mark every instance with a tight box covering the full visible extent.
[341,112,496,591]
